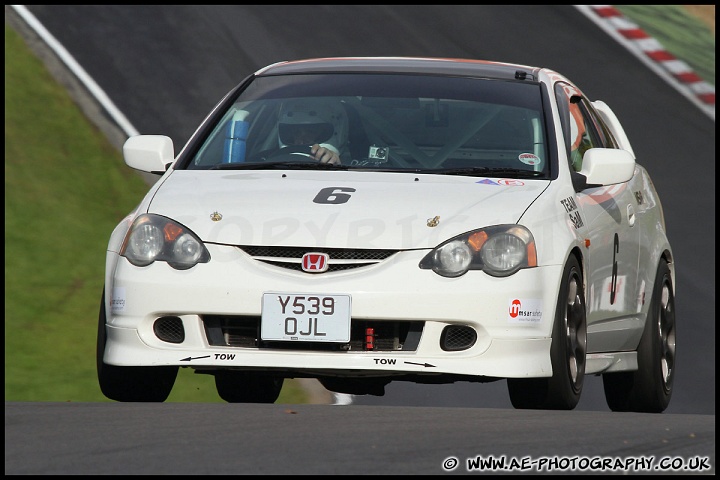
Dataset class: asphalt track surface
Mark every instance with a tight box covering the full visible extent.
[4,401,715,475]
[5,5,715,475]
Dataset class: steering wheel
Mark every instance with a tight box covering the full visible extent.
[265,144,315,161]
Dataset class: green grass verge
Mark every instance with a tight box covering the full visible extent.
[4,24,308,404]
[616,5,715,86]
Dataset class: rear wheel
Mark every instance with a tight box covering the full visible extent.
[507,255,586,409]
[97,290,178,402]
[214,371,284,403]
[603,259,675,412]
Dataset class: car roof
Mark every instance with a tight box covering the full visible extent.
[256,57,544,82]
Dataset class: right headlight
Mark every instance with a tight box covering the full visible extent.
[419,225,537,277]
[120,214,210,270]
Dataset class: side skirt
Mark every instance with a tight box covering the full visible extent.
[586,351,638,374]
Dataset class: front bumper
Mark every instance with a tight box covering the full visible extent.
[103,245,563,379]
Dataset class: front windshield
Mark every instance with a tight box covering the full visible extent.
[183,73,550,177]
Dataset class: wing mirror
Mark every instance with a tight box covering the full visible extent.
[123,135,175,174]
[572,148,636,191]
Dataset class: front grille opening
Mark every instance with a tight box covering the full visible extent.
[240,246,396,260]
[440,325,477,351]
[154,316,185,343]
[238,246,398,273]
[258,260,365,273]
[203,315,423,352]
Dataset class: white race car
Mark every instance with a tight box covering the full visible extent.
[98,57,675,412]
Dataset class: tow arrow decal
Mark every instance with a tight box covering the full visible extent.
[404,361,436,368]
[180,355,211,362]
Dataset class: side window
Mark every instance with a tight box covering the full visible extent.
[568,97,599,172]
[555,83,618,172]
[583,100,620,150]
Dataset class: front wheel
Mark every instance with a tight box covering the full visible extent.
[507,255,587,409]
[214,371,284,403]
[97,290,177,402]
[602,259,675,412]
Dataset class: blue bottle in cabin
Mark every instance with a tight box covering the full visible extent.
[223,110,249,163]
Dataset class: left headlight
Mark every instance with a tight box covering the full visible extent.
[419,225,537,277]
[120,214,210,270]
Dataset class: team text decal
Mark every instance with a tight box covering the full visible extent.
[560,196,584,229]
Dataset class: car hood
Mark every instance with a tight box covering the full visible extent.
[147,170,548,249]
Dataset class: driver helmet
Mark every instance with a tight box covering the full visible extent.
[277,98,348,153]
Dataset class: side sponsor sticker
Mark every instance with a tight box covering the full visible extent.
[508,298,543,323]
[111,287,126,312]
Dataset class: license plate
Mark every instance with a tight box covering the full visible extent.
[261,293,351,342]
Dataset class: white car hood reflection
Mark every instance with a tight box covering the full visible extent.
[147,170,548,249]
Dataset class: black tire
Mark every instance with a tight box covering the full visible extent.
[214,371,284,403]
[97,290,178,402]
[602,259,675,413]
[507,255,587,409]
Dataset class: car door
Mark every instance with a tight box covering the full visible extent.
[556,85,641,353]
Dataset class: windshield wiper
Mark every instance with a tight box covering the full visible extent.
[209,161,349,171]
[431,167,545,178]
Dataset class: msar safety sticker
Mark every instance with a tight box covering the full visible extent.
[518,152,541,166]
[508,298,543,323]
[111,287,126,312]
